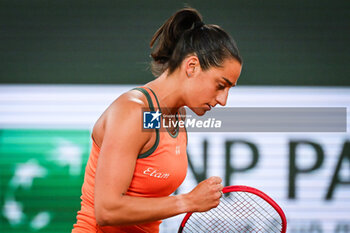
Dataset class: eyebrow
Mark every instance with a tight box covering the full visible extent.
[222,77,236,87]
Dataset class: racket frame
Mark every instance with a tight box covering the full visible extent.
[178,185,287,233]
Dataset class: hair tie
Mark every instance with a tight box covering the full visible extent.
[154,55,169,63]
[193,21,205,29]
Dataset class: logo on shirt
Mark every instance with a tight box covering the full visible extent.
[143,110,161,129]
[176,146,180,155]
[143,167,170,179]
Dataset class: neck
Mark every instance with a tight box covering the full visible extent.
[145,70,185,115]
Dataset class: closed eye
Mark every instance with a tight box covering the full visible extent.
[222,77,236,87]
[217,84,226,90]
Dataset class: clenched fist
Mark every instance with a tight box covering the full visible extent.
[184,176,224,212]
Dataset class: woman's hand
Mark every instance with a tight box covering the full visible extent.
[183,176,223,212]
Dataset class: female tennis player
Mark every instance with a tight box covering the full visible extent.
[72,7,242,233]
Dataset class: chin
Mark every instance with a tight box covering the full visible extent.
[196,110,206,116]
[194,112,205,117]
[189,107,207,116]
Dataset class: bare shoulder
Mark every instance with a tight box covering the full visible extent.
[110,89,148,111]
[93,89,149,146]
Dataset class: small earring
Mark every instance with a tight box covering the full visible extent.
[187,72,191,77]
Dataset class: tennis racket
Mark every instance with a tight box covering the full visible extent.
[178,185,287,233]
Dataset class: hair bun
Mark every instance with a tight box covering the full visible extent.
[149,8,203,76]
[149,7,241,77]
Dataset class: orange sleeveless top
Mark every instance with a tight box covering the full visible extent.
[72,87,188,233]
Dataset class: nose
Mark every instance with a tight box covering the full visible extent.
[216,89,228,106]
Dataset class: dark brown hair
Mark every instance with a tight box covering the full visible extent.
[150,7,242,77]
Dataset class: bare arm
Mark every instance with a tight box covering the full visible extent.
[94,93,223,226]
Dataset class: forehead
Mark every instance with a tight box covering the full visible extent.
[222,58,241,72]
[212,58,242,83]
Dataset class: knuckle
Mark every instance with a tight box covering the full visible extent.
[215,177,222,185]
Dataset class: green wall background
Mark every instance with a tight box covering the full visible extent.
[0,129,91,232]
[1,0,349,85]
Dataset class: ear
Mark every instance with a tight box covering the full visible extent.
[184,55,200,78]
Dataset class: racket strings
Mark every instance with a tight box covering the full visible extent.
[182,191,283,233]
[238,192,282,229]
[225,195,274,232]
[229,192,282,232]
[234,193,280,232]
